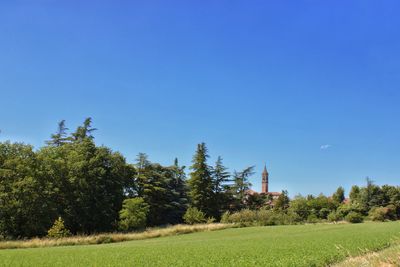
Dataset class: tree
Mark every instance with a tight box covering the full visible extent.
[211,156,231,216]
[46,120,70,146]
[332,186,345,205]
[72,117,97,142]
[47,217,71,238]
[230,166,254,210]
[288,195,310,220]
[183,207,206,225]
[167,158,189,224]
[274,190,290,211]
[0,142,55,238]
[188,143,214,217]
[119,198,149,231]
[349,185,361,202]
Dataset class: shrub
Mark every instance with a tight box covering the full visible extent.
[47,217,71,238]
[220,211,230,224]
[327,211,342,222]
[319,208,330,219]
[336,204,352,218]
[369,205,397,222]
[256,209,272,226]
[306,214,318,224]
[345,211,364,223]
[119,197,149,231]
[369,207,387,222]
[206,217,216,224]
[183,207,206,224]
[228,209,257,227]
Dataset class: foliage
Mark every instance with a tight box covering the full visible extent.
[119,198,149,231]
[188,143,214,217]
[327,211,342,222]
[132,155,189,226]
[183,207,206,225]
[332,186,345,205]
[47,217,71,238]
[220,211,231,224]
[369,205,397,222]
[274,190,290,211]
[211,156,231,217]
[1,118,400,239]
[230,166,254,210]
[227,209,257,227]
[345,212,364,223]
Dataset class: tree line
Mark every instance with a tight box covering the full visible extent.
[0,118,399,238]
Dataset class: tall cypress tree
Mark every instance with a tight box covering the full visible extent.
[188,143,214,217]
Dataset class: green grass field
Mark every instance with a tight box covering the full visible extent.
[1,222,400,267]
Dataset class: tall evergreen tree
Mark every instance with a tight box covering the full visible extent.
[46,120,70,146]
[212,156,231,216]
[332,186,345,204]
[188,143,214,217]
[167,158,189,223]
[230,166,254,210]
[72,117,97,142]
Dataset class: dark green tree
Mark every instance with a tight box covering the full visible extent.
[72,117,97,142]
[274,190,290,211]
[46,120,70,146]
[0,142,55,237]
[230,166,254,210]
[332,186,345,204]
[188,143,214,217]
[211,156,231,216]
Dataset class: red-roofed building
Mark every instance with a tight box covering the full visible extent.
[246,164,281,200]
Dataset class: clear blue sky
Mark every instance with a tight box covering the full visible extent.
[1,1,400,196]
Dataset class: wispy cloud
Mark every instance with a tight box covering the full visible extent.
[320,144,331,150]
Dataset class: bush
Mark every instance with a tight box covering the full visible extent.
[119,197,149,231]
[369,205,397,222]
[327,211,342,222]
[47,217,71,238]
[319,208,330,219]
[220,211,230,224]
[183,207,206,224]
[206,217,216,224]
[306,214,319,224]
[256,209,272,226]
[345,212,364,223]
[228,209,257,227]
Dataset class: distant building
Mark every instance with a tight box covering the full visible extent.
[256,164,281,199]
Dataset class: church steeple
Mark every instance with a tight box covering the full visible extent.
[262,163,269,193]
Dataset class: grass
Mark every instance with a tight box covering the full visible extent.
[334,242,400,267]
[0,221,399,266]
[0,223,234,250]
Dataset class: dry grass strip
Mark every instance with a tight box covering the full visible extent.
[0,223,235,250]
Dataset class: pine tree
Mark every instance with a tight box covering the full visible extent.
[188,143,214,217]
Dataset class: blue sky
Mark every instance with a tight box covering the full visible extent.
[1,1,400,196]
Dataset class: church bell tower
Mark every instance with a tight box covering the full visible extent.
[262,164,269,193]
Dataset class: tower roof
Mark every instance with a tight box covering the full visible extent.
[263,163,268,175]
